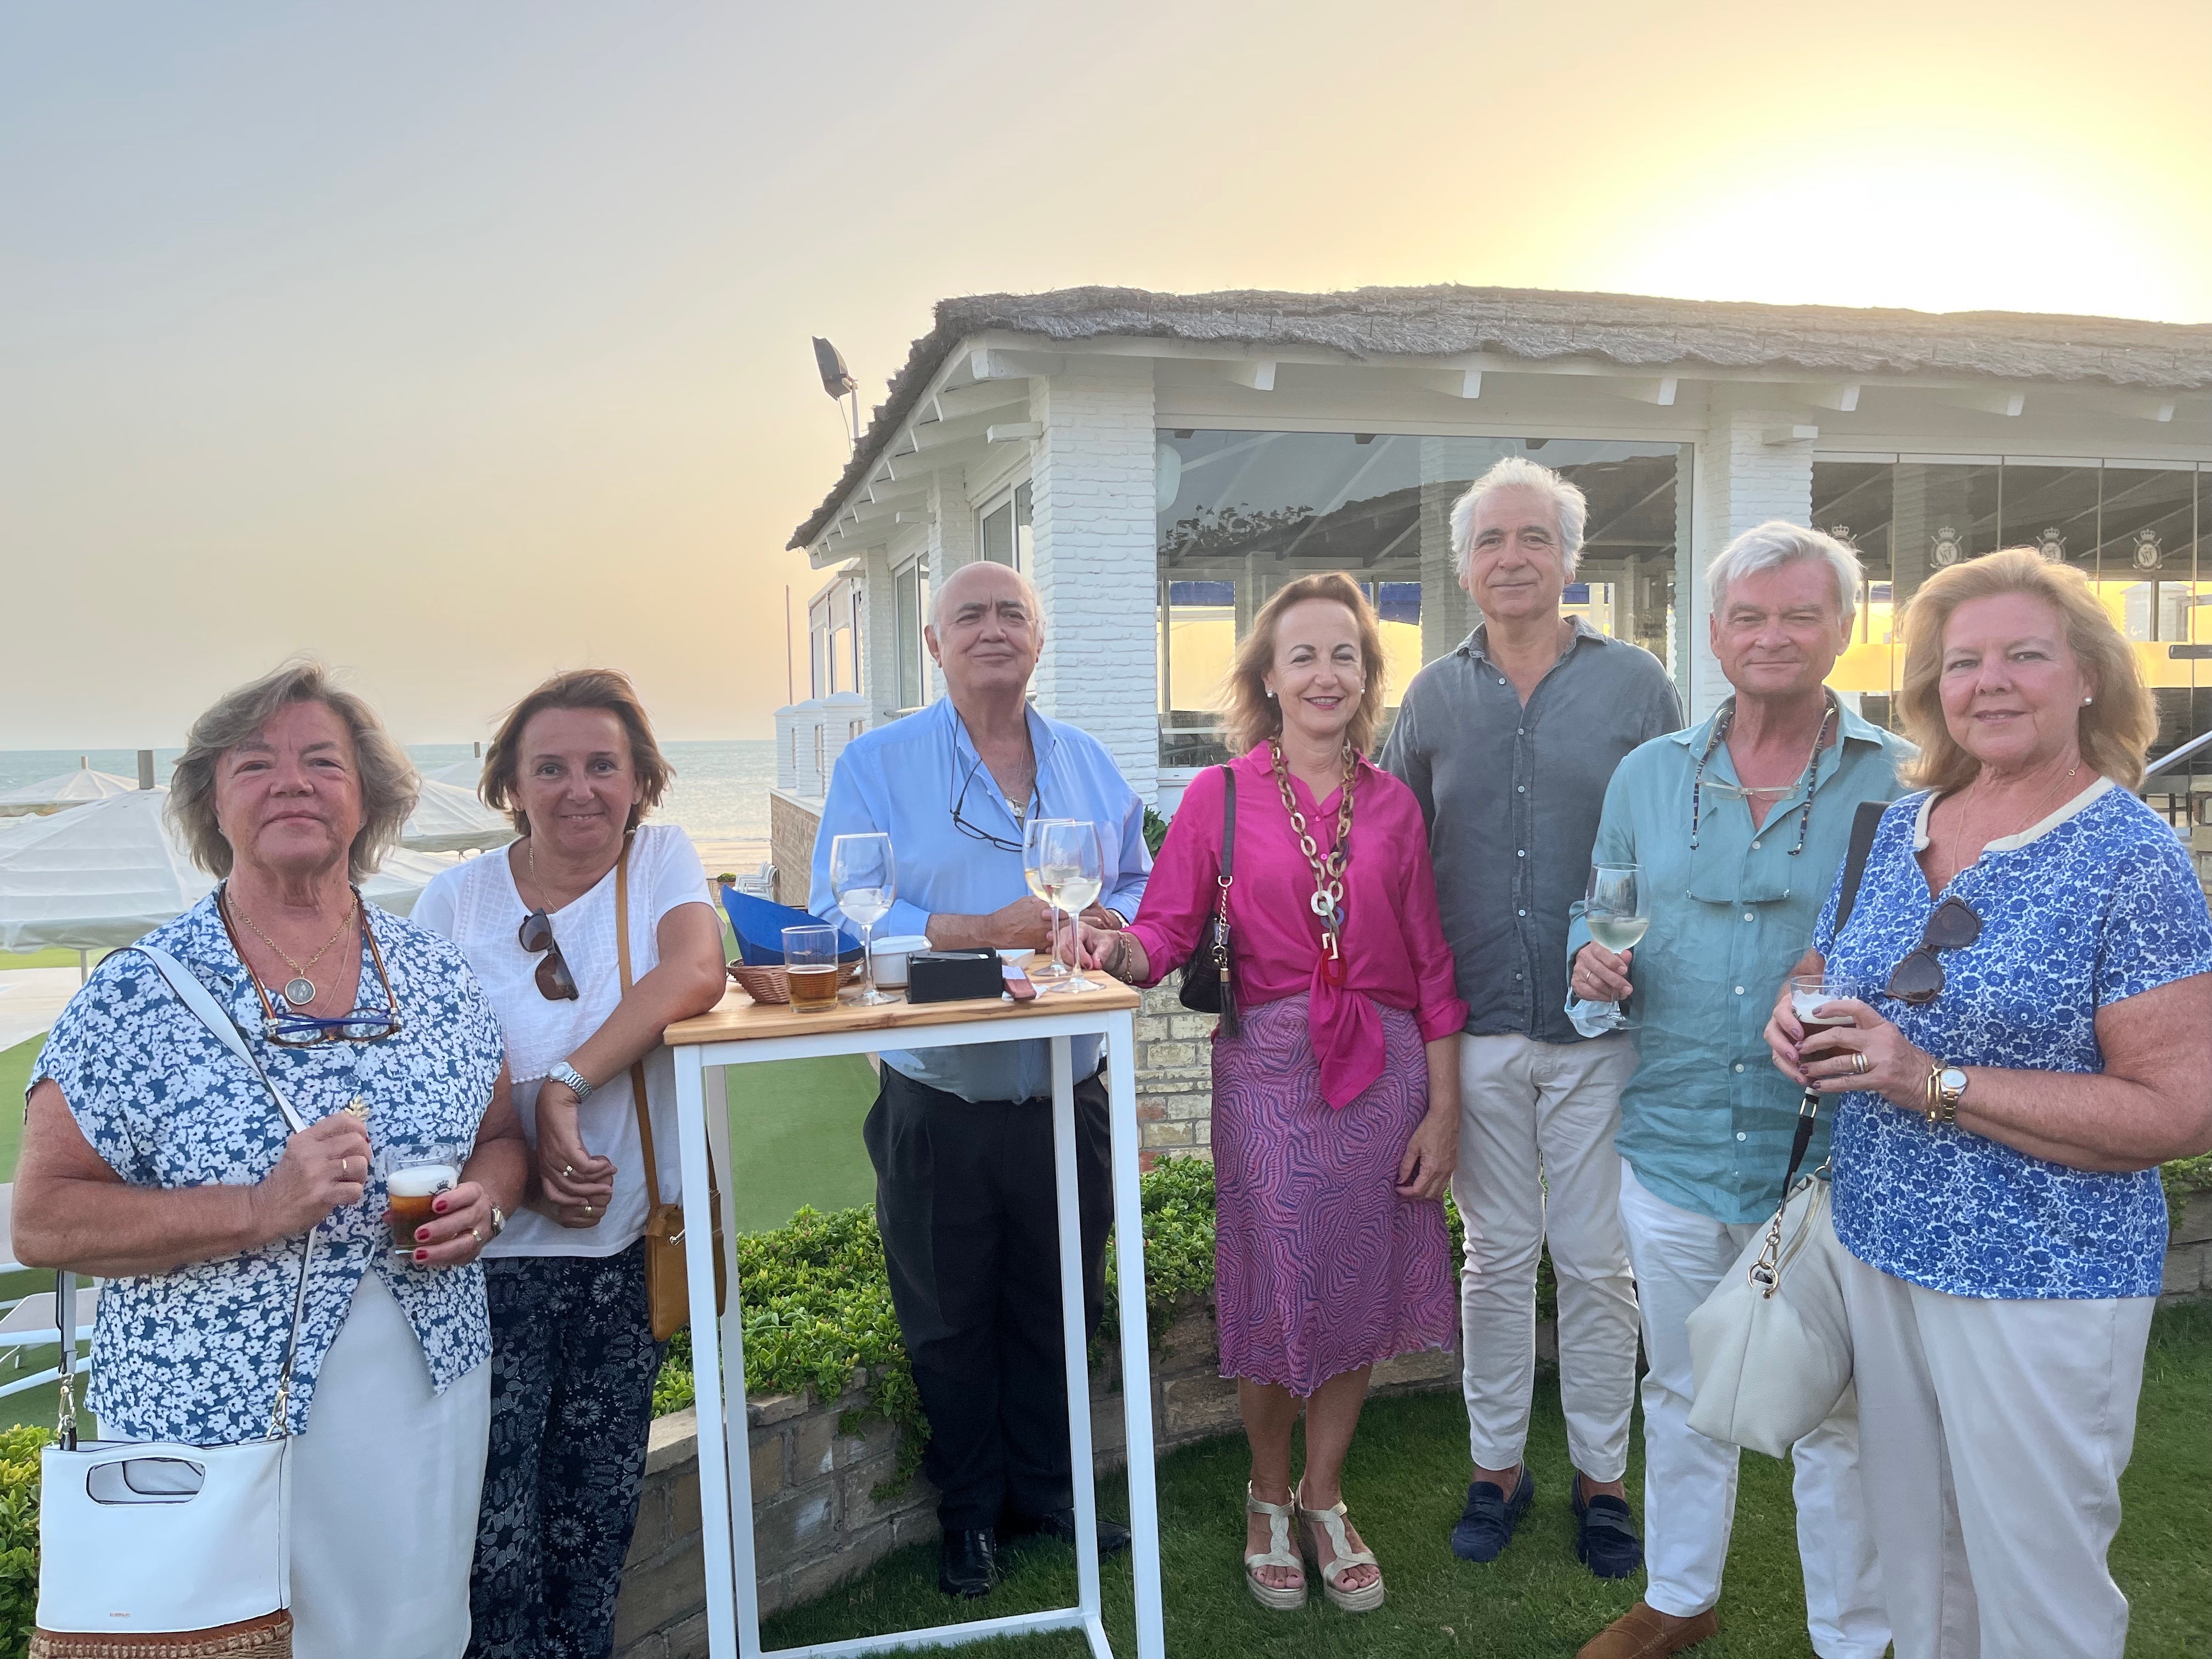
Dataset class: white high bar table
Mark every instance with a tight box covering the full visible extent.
[664,977,1165,1659]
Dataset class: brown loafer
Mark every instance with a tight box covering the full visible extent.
[1575,1601,1720,1658]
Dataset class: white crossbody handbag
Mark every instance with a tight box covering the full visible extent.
[33,946,313,1655]
[1683,798,1886,1462]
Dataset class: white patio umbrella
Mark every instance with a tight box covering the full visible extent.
[418,757,483,787]
[402,777,515,854]
[0,789,457,964]
[0,764,139,816]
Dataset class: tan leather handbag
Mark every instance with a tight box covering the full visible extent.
[616,841,727,1343]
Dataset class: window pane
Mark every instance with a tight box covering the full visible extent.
[981,501,1014,566]
[895,563,922,709]
[2097,465,2199,759]
[1892,461,1999,611]
[1155,430,1683,765]
[1014,481,1034,574]
[1812,461,1897,721]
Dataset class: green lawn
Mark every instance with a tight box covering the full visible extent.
[0,950,100,973]
[724,1056,878,1231]
[764,1304,2212,1659]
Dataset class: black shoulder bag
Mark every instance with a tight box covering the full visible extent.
[1176,767,1239,1036]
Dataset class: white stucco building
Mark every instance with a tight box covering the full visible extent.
[771,285,2212,892]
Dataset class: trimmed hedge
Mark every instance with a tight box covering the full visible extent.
[0,1426,49,1659]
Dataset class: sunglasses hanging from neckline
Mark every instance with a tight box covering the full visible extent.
[1884,896,1982,1005]
[518,907,579,1001]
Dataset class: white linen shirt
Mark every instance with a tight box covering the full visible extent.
[411,822,712,1259]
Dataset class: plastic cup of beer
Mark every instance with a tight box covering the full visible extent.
[1789,973,1860,1032]
[380,1149,460,1256]
[783,924,842,1012]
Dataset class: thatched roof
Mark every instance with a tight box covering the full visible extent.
[791,284,2212,549]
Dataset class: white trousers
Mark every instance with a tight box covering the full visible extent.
[291,1271,491,1659]
[1452,1031,1640,1480]
[1842,1250,2154,1659]
[1618,1163,1888,1658]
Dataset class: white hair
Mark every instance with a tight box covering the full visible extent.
[1706,520,1861,619]
[1449,455,1588,581]
[928,558,1045,632]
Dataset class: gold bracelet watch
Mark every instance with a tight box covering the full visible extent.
[1925,1063,1967,1128]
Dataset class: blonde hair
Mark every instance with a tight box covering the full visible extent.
[481,668,673,836]
[168,659,417,883]
[1896,548,2155,794]
[1222,573,1389,758]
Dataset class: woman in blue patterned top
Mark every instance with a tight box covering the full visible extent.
[1763,551,2212,1659]
[15,662,529,1659]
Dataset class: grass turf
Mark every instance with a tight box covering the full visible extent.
[723,1054,878,1232]
[763,1304,2212,1658]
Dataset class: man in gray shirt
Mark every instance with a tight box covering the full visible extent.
[1383,456,1681,1581]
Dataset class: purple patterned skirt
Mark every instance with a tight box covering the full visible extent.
[1209,995,1456,1395]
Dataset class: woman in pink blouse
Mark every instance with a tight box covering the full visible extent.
[1082,573,1465,1615]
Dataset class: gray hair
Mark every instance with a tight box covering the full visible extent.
[1449,455,1588,580]
[167,659,419,883]
[1707,521,1861,619]
[928,558,1045,632]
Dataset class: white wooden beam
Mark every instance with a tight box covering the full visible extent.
[893,511,934,525]
[1423,368,1482,399]
[1949,387,2027,417]
[1762,424,1819,446]
[1224,359,1277,392]
[928,381,1031,421]
[1613,376,1679,406]
[967,348,1062,382]
[1799,383,1861,413]
[985,422,1042,444]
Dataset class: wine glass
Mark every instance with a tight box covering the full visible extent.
[1023,816,1076,983]
[830,832,898,1006]
[1039,821,1105,994]
[1583,862,1648,1032]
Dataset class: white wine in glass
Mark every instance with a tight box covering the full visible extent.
[1040,821,1106,994]
[830,832,898,1006]
[1583,862,1647,1031]
[1023,816,1076,982]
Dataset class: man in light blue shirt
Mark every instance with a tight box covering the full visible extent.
[809,558,1148,1599]
[1564,524,1909,1659]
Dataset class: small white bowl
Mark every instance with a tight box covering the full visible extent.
[868,934,933,990]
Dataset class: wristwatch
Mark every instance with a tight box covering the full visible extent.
[548,1060,595,1103]
[1926,1063,1967,1127]
[489,1205,506,1238]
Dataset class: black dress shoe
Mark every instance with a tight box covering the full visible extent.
[1016,1506,1132,1558]
[938,1527,998,1598]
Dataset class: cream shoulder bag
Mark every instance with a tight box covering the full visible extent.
[33,945,311,1657]
[1684,798,1886,1462]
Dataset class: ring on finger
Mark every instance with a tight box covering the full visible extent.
[470,1227,483,1244]
[1850,1052,1871,1076]
[340,1156,351,1180]
[562,1164,574,1178]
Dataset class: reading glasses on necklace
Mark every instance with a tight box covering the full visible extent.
[221,884,403,1045]
[951,752,1040,854]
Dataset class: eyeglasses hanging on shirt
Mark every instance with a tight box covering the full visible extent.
[950,752,1042,854]
[218,884,405,1045]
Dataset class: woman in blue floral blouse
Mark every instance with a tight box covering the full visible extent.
[1765,551,2212,1659]
[16,661,529,1659]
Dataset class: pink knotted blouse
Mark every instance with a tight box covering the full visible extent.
[1126,747,1468,1107]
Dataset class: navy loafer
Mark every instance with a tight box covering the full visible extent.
[1449,1468,1533,1562]
[1571,1475,1645,1580]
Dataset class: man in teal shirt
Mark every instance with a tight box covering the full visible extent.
[1564,524,1911,1659]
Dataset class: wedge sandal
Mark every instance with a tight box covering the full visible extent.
[1243,1484,1307,1610]
[1297,1489,1386,1613]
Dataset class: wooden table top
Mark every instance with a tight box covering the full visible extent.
[663,974,1141,1047]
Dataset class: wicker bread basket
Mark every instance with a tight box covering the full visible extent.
[726,958,864,1006]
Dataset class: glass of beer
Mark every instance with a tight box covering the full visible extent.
[782,923,842,1012]
[379,1147,461,1256]
[1790,973,1860,1032]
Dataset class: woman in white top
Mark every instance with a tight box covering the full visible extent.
[412,668,727,1659]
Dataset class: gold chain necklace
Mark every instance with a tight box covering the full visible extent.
[1947,755,2082,878]
[228,889,359,1007]
[1270,739,1357,980]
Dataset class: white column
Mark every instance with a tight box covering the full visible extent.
[926,469,975,707]
[1689,392,1816,720]
[860,542,902,726]
[1419,437,1476,664]
[1028,359,1161,803]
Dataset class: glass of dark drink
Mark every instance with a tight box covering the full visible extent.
[379,1147,461,1257]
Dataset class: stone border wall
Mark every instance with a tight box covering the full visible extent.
[612,1301,1466,1659]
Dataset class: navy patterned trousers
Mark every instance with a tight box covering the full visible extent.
[467,1239,667,1659]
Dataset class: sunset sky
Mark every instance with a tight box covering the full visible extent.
[6,2,2211,746]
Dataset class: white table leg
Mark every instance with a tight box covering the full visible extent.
[1105,1011,1164,1659]
[1047,1037,1103,1649]
[676,1045,745,1659]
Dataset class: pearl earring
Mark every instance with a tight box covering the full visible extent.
[2083,696,2094,706]
[1266,689,1278,699]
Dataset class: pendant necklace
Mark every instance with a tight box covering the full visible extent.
[230,890,359,1006]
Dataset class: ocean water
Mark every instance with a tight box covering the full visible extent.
[0,740,778,864]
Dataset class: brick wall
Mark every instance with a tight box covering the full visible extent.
[1028,359,1160,804]
[1133,978,1216,1166]
[769,791,821,908]
[2161,1189,2212,1300]
[612,1299,1462,1658]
